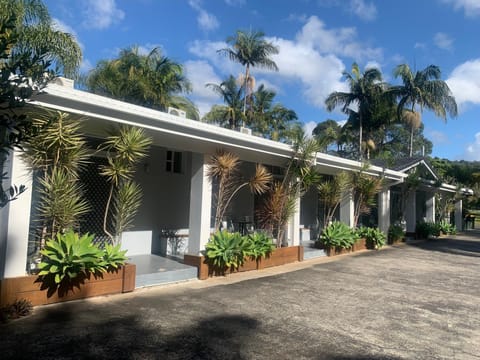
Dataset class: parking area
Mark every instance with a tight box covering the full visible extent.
[1,233,480,359]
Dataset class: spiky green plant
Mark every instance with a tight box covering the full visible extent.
[208,149,272,231]
[319,221,358,249]
[99,126,151,244]
[205,230,250,271]
[22,110,90,241]
[317,172,349,227]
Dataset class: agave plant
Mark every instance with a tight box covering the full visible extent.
[205,230,250,271]
[319,221,358,249]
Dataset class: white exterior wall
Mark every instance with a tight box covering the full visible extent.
[340,190,354,227]
[0,151,33,278]
[188,153,212,254]
[378,189,391,233]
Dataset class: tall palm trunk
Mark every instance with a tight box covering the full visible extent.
[359,115,363,161]
[242,64,250,125]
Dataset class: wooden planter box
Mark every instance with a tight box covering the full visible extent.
[388,237,405,245]
[184,246,304,280]
[352,238,367,251]
[0,263,136,307]
[325,246,352,256]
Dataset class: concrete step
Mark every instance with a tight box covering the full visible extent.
[135,266,198,288]
[303,246,327,259]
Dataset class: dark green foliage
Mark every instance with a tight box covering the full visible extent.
[205,230,275,271]
[318,221,359,249]
[438,220,456,235]
[246,232,275,259]
[388,224,405,243]
[0,298,32,322]
[415,222,441,239]
[37,229,127,286]
[38,230,105,284]
[205,230,250,270]
[356,226,386,249]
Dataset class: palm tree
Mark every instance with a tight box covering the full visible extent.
[4,0,82,78]
[390,64,458,157]
[203,75,245,129]
[84,46,198,119]
[218,30,279,120]
[312,119,342,153]
[325,63,384,161]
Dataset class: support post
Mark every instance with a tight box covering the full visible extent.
[340,190,354,227]
[378,189,391,233]
[455,199,463,231]
[0,151,33,278]
[425,193,435,223]
[188,153,212,255]
[288,196,301,246]
[405,191,416,233]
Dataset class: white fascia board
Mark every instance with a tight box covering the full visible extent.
[399,159,438,180]
[30,84,406,181]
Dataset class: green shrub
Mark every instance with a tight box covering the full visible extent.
[415,222,441,239]
[388,224,405,244]
[102,243,128,270]
[439,220,456,235]
[205,230,250,270]
[356,226,386,249]
[319,221,358,249]
[38,230,105,284]
[246,232,275,259]
[38,230,128,286]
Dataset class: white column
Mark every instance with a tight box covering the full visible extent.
[288,196,301,246]
[340,190,354,227]
[188,153,212,255]
[378,189,391,233]
[425,193,435,223]
[455,199,463,231]
[405,191,416,233]
[1,151,33,278]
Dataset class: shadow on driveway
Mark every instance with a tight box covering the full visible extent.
[409,236,480,257]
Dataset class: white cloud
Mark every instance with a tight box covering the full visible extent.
[188,16,382,110]
[52,18,83,49]
[434,32,454,51]
[303,121,317,138]
[349,0,377,21]
[427,129,450,144]
[446,59,480,110]
[414,42,426,49]
[463,132,480,160]
[188,0,220,31]
[80,58,93,73]
[184,60,223,116]
[81,0,124,30]
[224,0,245,6]
[295,16,382,60]
[442,0,480,17]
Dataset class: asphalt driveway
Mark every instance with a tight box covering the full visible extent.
[1,233,480,359]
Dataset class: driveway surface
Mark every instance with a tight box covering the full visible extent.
[1,233,480,359]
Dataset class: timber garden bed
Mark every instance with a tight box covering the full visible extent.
[184,245,304,280]
[0,263,136,307]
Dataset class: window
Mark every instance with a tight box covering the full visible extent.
[166,150,182,173]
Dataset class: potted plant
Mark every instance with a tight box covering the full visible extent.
[317,221,358,256]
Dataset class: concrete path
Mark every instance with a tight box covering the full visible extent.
[1,233,480,359]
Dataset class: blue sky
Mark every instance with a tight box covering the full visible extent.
[44,0,480,161]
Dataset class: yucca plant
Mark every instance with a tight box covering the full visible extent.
[208,149,272,231]
[350,165,383,227]
[99,126,151,245]
[21,111,90,242]
[317,172,349,227]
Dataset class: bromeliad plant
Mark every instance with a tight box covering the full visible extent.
[318,221,358,249]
